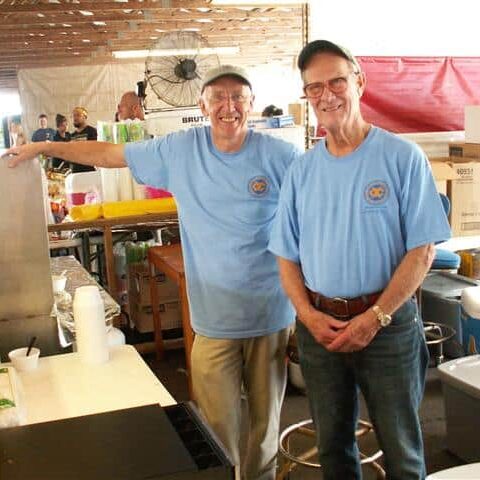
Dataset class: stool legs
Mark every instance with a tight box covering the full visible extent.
[277,419,385,480]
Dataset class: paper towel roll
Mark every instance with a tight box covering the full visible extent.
[132,177,146,200]
[100,167,119,202]
[73,286,109,365]
[118,167,134,201]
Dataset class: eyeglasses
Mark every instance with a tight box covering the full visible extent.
[301,71,360,99]
[207,93,251,105]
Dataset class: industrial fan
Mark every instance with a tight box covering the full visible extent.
[144,31,220,109]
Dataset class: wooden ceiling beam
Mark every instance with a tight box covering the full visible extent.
[0,1,206,14]
[0,25,300,38]
[0,9,298,26]
[3,32,300,48]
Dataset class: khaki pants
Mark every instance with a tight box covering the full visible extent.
[191,328,290,480]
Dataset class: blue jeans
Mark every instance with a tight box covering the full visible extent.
[296,298,429,480]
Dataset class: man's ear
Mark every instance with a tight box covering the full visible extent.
[248,94,255,112]
[357,72,366,97]
[199,97,208,117]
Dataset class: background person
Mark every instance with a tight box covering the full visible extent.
[31,113,56,143]
[52,113,71,169]
[117,91,145,121]
[70,106,96,172]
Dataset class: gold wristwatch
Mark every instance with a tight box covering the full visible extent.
[372,305,392,327]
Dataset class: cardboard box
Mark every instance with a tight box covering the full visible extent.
[430,161,458,196]
[131,301,182,333]
[430,161,457,181]
[449,142,480,160]
[447,162,480,236]
[288,103,305,125]
[127,262,179,307]
[465,106,480,144]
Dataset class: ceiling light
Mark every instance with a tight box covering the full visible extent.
[113,46,240,59]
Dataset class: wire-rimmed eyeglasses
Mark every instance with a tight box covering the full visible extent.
[207,93,251,105]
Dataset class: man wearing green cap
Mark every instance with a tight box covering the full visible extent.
[5,64,301,480]
[269,39,451,480]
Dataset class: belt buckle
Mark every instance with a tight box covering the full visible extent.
[332,297,350,319]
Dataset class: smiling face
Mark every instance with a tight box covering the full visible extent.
[199,75,254,151]
[302,52,365,134]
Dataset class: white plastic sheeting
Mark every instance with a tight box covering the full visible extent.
[18,62,145,140]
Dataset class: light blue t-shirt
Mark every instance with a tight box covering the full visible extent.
[269,126,451,298]
[125,126,301,338]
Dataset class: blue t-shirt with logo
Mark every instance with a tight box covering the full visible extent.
[269,126,451,298]
[125,126,301,338]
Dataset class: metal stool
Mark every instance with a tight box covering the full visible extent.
[277,418,385,479]
[423,321,456,366]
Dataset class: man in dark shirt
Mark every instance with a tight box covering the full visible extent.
[52,113,71,169]
[70,106,96,173]
[31,114,56,143]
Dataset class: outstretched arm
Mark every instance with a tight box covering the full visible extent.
[3,141,126,168]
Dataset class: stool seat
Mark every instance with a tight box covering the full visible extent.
[424,321,456,366]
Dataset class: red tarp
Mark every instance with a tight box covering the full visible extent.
[357,57,480,133]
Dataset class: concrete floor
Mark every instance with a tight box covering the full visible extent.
[145,349,465,479]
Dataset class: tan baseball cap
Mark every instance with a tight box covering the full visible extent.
[201,65,252,92]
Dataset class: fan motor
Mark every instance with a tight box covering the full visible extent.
[174,59,198,81]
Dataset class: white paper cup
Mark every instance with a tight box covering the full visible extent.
[52,275,67,293]
[8,347,40,372]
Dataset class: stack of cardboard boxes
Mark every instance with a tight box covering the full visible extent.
[447,141,480,237]
[127,262,181,333]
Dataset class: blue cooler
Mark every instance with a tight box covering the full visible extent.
[461,286,480,355]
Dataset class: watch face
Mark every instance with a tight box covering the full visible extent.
[381,314,392,327]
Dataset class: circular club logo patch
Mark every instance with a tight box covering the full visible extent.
[248,176,269,197]
[364,180,389,205]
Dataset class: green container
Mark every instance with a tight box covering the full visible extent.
[113,122,129,144]
[101,122,114,143]
[128,121,145,142]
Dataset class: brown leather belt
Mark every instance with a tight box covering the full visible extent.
[307,288,382,319]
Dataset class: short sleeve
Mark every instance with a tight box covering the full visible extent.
[125,134,175,191]
[268,166,301,263]
[400,149,451,250]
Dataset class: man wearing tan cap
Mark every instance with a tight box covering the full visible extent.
[5,64,302,480]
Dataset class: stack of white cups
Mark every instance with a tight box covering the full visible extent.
[73,286,109,365]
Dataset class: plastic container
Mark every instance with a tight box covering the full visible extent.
[51,275,67,294]
[437,356,480,461]
[461,286,480,354]
[145,186,173,199]
[8,347,40,372]
[73,286,109,365]
[64,170,102,207]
